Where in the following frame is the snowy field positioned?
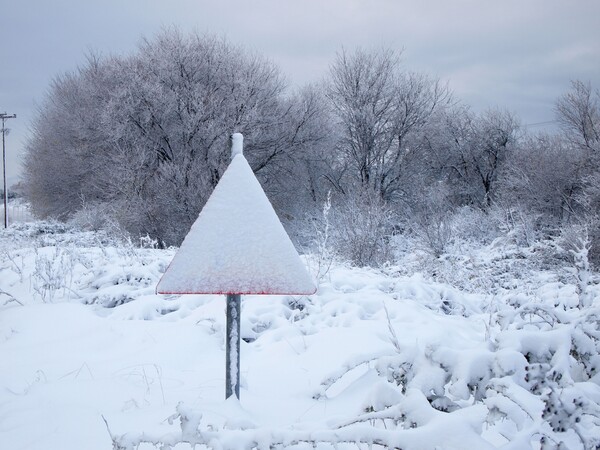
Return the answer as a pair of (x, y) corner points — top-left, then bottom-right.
(1, 221), (599, 449)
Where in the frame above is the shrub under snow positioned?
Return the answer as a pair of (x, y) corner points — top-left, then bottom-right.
(0, 222), (599, 449)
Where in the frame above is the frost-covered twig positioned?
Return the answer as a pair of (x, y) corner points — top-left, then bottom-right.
(1, 249), (24, 281)
(570, 232), (593, 309)
(383, 301), (402, 352)
(309, 191), (335, 283)
(101, 415), (117, 446)
(333, 404), (405, 429)
(0, 288), (24, 306)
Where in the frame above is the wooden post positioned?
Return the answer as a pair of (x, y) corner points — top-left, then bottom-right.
(225, 293), (241, 399)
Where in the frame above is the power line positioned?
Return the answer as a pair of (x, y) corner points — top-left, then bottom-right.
(1, 112), (17, 229)
(523, 120), (558, 128)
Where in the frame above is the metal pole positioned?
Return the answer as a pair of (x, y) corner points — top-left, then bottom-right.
(2, 118), (5, 229)
(225, 293), (241, 399)
(1, 113), (16, 229)
(224, 133), (244, 400)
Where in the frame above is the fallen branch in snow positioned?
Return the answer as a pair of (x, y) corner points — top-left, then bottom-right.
(332, 404), (406, 429)
(110, 392), (494, 450)
(0, 288), (24, 306)
(312, 352), (394, 399)
(1, 249), (24, 282)
(109, 415), (464, 450)
(101, 415), (115, 445)
(111, 428), (399, 450)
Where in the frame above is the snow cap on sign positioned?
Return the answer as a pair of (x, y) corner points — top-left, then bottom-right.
(230, 133), (243, 158)
(157, 135), (316, 295)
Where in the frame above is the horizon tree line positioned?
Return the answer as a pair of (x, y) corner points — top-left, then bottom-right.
(22, 28), (600, 266)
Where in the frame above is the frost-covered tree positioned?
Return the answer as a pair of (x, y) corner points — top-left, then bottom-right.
(326, 47), (452, 201)
(428, 107), (521, 209)
(498, 134), (585, 228)
(321, 48), (454, 264)
(554, 81), (600, 265)
(555, 81), (600, 209)
(24, 29), (328, 245)
(24, 54), (118, 220)
(556, 80), (600, 153)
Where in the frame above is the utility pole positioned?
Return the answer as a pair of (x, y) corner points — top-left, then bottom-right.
(1, 113), (17, 228)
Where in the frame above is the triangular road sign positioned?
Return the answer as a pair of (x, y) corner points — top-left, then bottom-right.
(157, 136), (316, 296)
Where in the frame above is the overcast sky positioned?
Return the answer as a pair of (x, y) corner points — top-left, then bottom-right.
(2, 0), (599, 187)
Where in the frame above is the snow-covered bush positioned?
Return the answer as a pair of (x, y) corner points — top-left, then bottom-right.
(2, 219), (599, 450)
(492, 202), (541, 248)
(405, 183), (454, 257)
(302, 192), (336, 283)
(32, 246), (76, 302)
(490, 300), (600, 448)
(330, 189), (395, 267)
(67, 201), (112, 232)
(450, 206), (501, 245)
(0, 220), (169, 307)
(560, 224), (594, 308)
(588, 217), (600, 268)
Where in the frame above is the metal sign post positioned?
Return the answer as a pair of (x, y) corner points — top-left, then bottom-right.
(225, 293), (241, 399)
(225, 133), (243, 399)
(156, 132), (316, 401)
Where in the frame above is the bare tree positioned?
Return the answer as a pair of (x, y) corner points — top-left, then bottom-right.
(556, 80), (600, 153)
(555, 81), (600, 265)
(473, 109), (521, 206)
(428, 107), (521, 209)
(326, 48), (452, 201)
(498, 133), (585, 227)
(329, 187), (395, 267)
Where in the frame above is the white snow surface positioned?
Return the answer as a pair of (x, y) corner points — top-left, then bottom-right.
(156, 154), (316, 295)
(1, 222), (599, 450)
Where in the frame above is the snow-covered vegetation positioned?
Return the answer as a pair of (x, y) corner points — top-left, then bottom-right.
(7, 27), (600, 450)
(21, 30), (600, 270)
(1, 221), (598, 449)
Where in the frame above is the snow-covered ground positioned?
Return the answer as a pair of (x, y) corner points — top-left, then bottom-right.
(1, 222), (599, 449)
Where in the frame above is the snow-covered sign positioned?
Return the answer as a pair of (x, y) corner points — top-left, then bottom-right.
(156, 133), (316, 296)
